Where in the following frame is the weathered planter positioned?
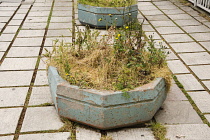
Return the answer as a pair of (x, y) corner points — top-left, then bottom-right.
(48, 66), (167, 130)
(78, 4), (138, 28)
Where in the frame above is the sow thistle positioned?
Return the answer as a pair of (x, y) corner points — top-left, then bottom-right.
(45, 21), (171, 91)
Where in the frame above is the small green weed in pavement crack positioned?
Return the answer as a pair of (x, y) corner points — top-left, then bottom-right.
(150, 122), (169, 140)
(100, 136), (113, 140)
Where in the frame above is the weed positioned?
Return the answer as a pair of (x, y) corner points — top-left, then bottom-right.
(100, 136), (113, 140)
(150, 122), (169, 140)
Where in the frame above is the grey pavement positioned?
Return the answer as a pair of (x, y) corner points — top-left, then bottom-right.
(0, 0), (210, 139)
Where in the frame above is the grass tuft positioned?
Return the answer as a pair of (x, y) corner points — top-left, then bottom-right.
(150, 122), (169, 140)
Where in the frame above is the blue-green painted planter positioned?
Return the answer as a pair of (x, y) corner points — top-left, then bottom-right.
(78, 4), (138, 28)
(48, 66), (167, 130)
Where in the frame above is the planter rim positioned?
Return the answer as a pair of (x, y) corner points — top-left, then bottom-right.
(49, 66), (164, 94)
(48, 66), (166, 107)
(78, 3), (138, 14)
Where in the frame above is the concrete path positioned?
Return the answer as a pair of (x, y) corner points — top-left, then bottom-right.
(0, 0), (210, 139)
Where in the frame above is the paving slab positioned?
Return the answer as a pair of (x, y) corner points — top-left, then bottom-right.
(190, 33), (210, 41)
(38, 57), (47, 69)
(138, 2), (154, 6)
(0, 87), (28, 107)
(33, 2), (52, 7)
(170, 42), (205, 53)
(3, 26), (19, 34)
(176, 74), (204, 91)
(204, 22), (210, 28)
(150, 20), (176, 27)
(0, 135), (14, 140)
(202, 81), (210, 90)
(50, 17), (72, 23)
(21, 106), (63, 132)
(194, 16), (209, 22)
(0, 3), (20, 6)
(0, 71), (33, 87)
(22, 22), (47, 30)
(34, 71), (49, 85)
(167, 60), (190, 74)
(16, 9), (30, 14)
(76, 127), (101, 140)
(174, 19), (201, 26)
(0, 58), (37, 70)
(53, 6), (72, 11)
(162, 34), (194, 43)
(153, 1), (173, 5)
(0, 108), (22, 134)
(107, 128), (155, 140)
(52, 11), (72, 17)
(0, 34), (15, 42)
(0, 7), (17, 11)
(29, 86), (53, 106)
(17, 30), (45, 37)
(205, 114), (210, 123)
(165, 49), (179, 60)
(27, 11), (50, 17)
(178, 52), (210, 65)
(0, 23), (5, 29)
(162, 9), (185, 14)
(145, 32), (161, 40)
(166, 82), (188, 101)
(156, 26), (184, 34)
(48, 22), (72, 29)
(156, 4), (178, 10)
(47, 29), (72, 37)
(13, 14), (26, 20)
(141, 10), (163, 16)
(138, 5), (158, 11)
(145, 15), (170, 21)
(182, 25), (210, 33)
(0, 52), (4, 59)
(199, 41), (210, 51)
(0, 41), (10, 51)
(188, 91), (210, 113)
(25, 16), (48, 23)
(185, 10), (200, 17)
(44, 37), (72, 46)
(168, 14), (194, 20)
(8, 19), (22, 26)
(53, 2), (72, 7)
(19, 132), (70, 140)
(142, 24), (155, 32)
(165, 124), (210, 139)
(30, 7), (52, 12)
(155, 101), (203, 124)
(0, 17), (10, 23)
(7, 47), (40, 57)
(13, 38), (43, 46)
(190, 65), (210, 80)
(0, 11), (14, 17)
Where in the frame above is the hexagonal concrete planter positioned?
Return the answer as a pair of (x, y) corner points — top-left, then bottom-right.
(78, 4), (138, 28)
(48, 66), (167, 130)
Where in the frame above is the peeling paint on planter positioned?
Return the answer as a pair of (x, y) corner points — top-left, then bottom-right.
(78, 4), (138, 28)
(48, 66), (167, 130)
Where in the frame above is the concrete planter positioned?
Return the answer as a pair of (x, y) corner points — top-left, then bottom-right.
(48, 66), (167, 130)
(78, 4), (138, 28)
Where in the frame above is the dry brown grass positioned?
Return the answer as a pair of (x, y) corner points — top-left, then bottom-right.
(46, 25), (171, 92)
